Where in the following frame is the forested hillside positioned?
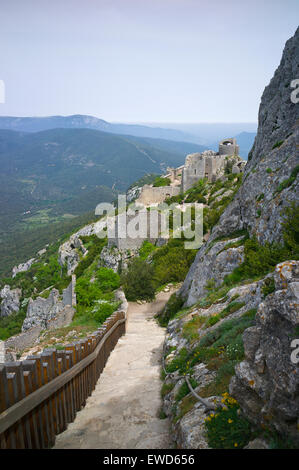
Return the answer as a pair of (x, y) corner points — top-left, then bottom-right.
(0, 127), (205, 275)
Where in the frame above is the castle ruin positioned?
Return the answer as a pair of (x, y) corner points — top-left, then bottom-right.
(108, 138), (245, 251)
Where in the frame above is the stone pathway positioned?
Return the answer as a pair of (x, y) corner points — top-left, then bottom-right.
(54, 291), (173, 449)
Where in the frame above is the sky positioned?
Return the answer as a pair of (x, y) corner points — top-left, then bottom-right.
(0, 0), (298, 123)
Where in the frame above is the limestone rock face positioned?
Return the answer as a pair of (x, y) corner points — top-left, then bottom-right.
(180, 237), (245, 306)
(12, 258), (36, 278)
(0, 285), (22, 317)
(98, 245), (135, 273)
(211, 27), (299, 245)
(58, 235), (88, 275)
(181, 28), (299, 306)
(229, 260), (299, 444)
(126, 186), (141, 203)
(22, 289), (65, 331)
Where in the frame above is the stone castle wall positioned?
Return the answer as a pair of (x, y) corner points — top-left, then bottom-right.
(108, 209), (166, 251)
(136, 184), (180, 206)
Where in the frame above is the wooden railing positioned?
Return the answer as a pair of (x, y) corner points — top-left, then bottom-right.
(0, 309), (126, 449)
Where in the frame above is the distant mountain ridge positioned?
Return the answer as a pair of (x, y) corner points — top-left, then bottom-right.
(0, 114), (197, 143)
(0, 115), (257, 157)
(0, 127), (207, 242)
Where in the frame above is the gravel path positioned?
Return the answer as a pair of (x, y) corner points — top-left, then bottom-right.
(54, 291), (173, 449)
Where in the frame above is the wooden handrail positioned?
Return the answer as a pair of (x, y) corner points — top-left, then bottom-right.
(0, 309), (126, 448)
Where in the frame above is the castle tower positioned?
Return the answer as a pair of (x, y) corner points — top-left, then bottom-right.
(218, 138), (239, 156)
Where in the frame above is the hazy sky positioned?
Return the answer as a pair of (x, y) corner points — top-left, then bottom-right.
(0, 0), (298, 122)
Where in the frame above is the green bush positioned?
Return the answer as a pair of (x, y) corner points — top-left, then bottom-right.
(261, 277), (275, 297)
(256, 193), (264, 201)
(272, 140), (284, 149)
(276, 166), (299, 193)
(0, 309), (27, 340)
(161, 382), (175, 398)
(75, 277), (104, 307)
(185, 178), (208, 203)
(152, 238), (196, 288)
(93, 302), (117, 323)
(96, 267), (120, 292)
(121, 258), (155, 301)
(223, 235), (293, 286)
(281, 202), (299, 257)
(158, 292), (184, 326)
(204, 396), (252, 448)
(165, 194), (184, 205)
(139, 240), (156, 260)
(175, 378), (198, 402)
(165, 347), (190, 374)
(74, 236), (107, 278)
(153, 176), (171, 187)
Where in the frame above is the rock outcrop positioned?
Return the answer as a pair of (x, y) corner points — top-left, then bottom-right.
(211, 28), (299, 245)
(58, 234), (88, 275)
(180, 26), (299, 307)
(181, 236), (245, 306)
(98, 245), (135, 273)
(12, 258), (36, 278)
(22, 289), (65, 331)
(230, 260), (299, 444)
(0, 285), (22, 317)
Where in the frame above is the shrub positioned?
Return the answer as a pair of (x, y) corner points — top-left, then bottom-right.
(121, 258), (155, 301)
(158, 292), (184, 326)
(93, 302), (116, 323)
(204, 394), (252, 448)
(153, 247), (194, 286)
(153, 176), (171, 187)
(161, 382), (175, 398)
(165, 347), (189, 374)
(185, 178), (208, 203)
(182, 315), (206, 341)
(281, 202), (299, 258)
(96, 267), (120, 292)
(152, 238), (196, 288)
(139, 240), (156, 260)
(276, 165), (299, 193)
(272, 140), (284, 149)
(165, 194), (184, 205)
(74, 236), (107, 278)
(223, 236), (292, 285)
(261, 277), (275, 297)
(75, 277), (104, 307)
(0, 309), (27, 340)
(175, 378), (198, 402)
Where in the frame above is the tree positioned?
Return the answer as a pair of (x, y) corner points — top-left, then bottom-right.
(121, 258), (155, 301)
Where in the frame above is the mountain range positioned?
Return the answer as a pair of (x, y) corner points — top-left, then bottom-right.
(0, 114), (256, 158)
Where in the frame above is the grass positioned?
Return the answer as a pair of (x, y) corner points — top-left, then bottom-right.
(175, 378), (198, 402)
(182, 315), (206, 342)
(161, 382), (175, 398)
(174, 395), (197, 422)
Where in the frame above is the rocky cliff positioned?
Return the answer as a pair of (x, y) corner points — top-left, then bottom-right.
(161, 28), (299, 449)
(181, 27), (299, 306)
